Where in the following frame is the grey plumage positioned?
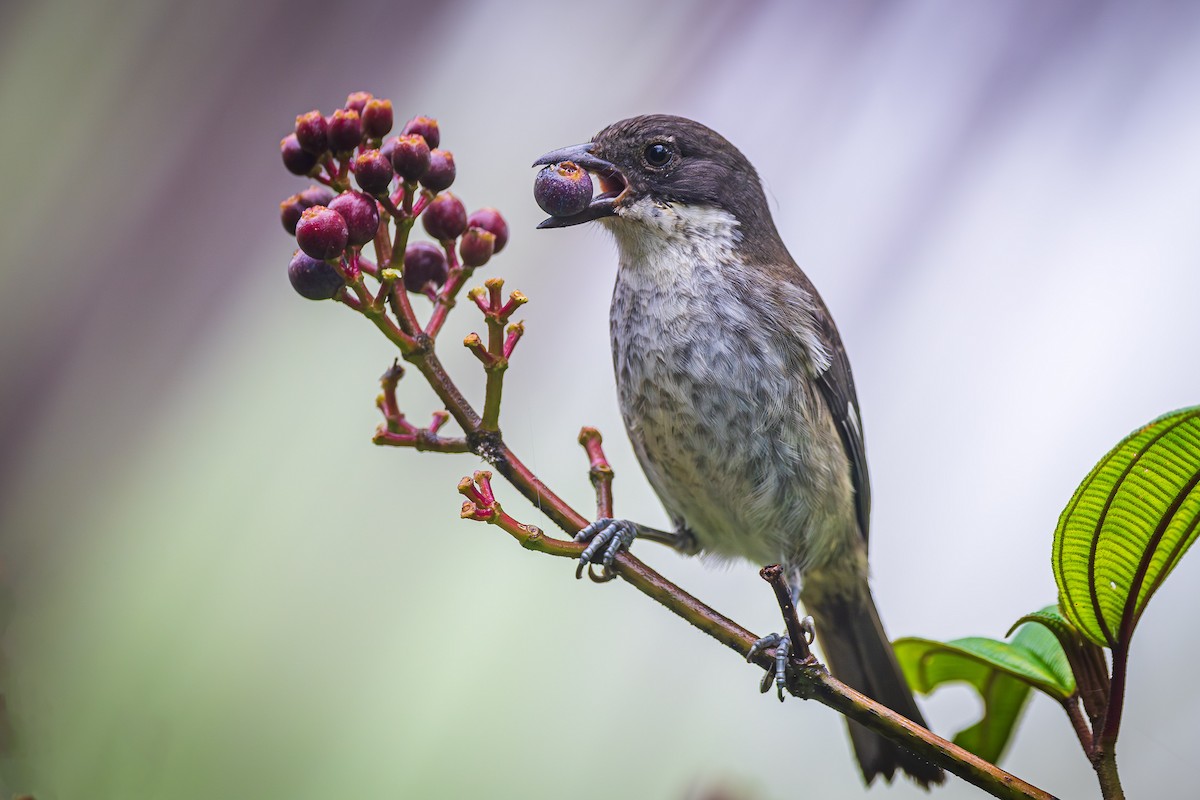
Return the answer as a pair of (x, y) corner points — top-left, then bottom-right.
(537, 115), (942, 787)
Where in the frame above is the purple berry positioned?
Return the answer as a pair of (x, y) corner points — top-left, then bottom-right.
(280, 195), (305, 235)
(294, 110), (329, 154)
(280, 185), (338, 233)
(353, 149), (394, 195)
(420, 149), (455, 192)
(403, 241), (448, 295)
(389, 134), (430, 182)
(422, 192), (468, 241)
(344, 91), (373, 114)
(362, 98), (393, 139)
(401, 115), (440, 149)
(534, 162), (593, 217)
(281, 134), (319, 175)
(288, 250), (344, 300)
(466, 208), (509, 253)
(329, 191), (380, 247)
(459, 227), (496, 268)
(295, 206), (349, 260)
(328, 108), (362, 152)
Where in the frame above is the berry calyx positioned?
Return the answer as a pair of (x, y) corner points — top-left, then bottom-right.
(466, 208), (509, 253)
(422, 192), (468, 241)
(328, 108), (362, 153)
(353, 149), (394, 195)
(362, 98), (393, 139)
(421, 149), (456, 192)
(401, 115), (440, 149)
(389, 134), (430, 182)
(534, 162), (593, 217)
(403, 241), (449, 296)
(288, 250), (344, 300)
(295, 206), (349, 260)
(328, 191), (381, 247)
(459, 227), (496, 268)
(294, 110), (329, 154)
(344, 91), (373, 114)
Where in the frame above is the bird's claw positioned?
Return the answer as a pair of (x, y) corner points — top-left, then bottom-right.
(574, 518), (638, 578)
(749, 617), (815, 702)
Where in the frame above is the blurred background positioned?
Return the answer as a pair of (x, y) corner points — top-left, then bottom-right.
(2, 0), (1199, 797)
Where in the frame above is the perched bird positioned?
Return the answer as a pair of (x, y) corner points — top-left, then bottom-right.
(534, 115), (943, 787)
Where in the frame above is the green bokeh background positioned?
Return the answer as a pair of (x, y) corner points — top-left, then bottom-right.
(3, 1), (1200, 798)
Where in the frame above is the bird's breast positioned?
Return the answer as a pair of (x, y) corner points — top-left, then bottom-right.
(604, 204), (857, 571)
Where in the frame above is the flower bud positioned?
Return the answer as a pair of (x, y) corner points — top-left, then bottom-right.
(344, 91), (373, 114)
(327, 108), (362, 153)
(353, 149), (394, 195)
(388, 134), (430, 182)
(329, 191), (380, 247)
(362, 98), (393, 139)
(401, 115), (440, 149)
(466, 208), (509, 253)
(459, 227), (496, 268)
(534, 162), (593, 217)
(294, 110), (329, 154)
(295, 206), (349, 260)
(420, 149), (455, 192)
(421, 192), (467, 241)
(403, 241), (448, 295)
(288, 250), (344, 300)
(281, 133), (319, 175)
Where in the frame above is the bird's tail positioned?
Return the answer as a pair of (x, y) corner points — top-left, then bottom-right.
(802, 582), (945, 788)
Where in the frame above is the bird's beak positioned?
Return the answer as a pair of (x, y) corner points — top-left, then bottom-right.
(531, 142), (628, 229)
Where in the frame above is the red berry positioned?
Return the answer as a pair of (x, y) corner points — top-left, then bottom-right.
(294, 110), (329, 154)
(353, 149), (394, 195)
(466, 208), (509, 253)
(328, 108), (362, 152)
(389, 134), (430, 182)
(362, 98), (393, 139)
(420, 149), (455, 192)
(281, 134), (319, 175)
(534, 162), (593, 217)
(401, 115), (440, 149)
(296, 206), (349, 260)
(279, 185), (336, 235)
(344, 91), (373, 114)
(288, 250), (344, 300)
(422, 192), (467, 241)
(403, 241), (448, 295)
(459, 227), (496, 268)
(329, 191), (380, 247)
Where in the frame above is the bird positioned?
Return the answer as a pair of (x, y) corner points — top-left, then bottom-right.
(533, 114), (944, 788)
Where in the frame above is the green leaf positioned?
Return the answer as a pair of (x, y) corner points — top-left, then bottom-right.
(895, 616), (1075, 763)
(1052, 407), (1200, 648)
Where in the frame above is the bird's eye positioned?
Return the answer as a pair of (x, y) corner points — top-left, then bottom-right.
(643, 142), (672, 167)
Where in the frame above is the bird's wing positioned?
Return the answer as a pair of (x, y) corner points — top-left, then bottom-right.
(809, 292), (872, 547)
(770, 266), (872, 548)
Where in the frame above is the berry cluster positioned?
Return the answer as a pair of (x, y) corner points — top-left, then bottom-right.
(279, 92), (508, 305)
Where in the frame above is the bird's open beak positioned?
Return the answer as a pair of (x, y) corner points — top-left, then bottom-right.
(532, 142), (628, 228)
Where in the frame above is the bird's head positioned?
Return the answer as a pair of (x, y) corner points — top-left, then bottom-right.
(533, 115), (782, 254)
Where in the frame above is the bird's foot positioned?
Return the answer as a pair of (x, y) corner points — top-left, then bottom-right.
(747, 616), (816, 701)
(574, 518), (638, 579)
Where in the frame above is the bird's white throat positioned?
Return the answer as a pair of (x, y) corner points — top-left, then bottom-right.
(601, 197), (742, 289)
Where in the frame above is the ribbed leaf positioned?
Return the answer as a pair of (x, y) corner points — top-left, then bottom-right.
(1052, 407), (1200, 648)
(895, 618), (1074, 763)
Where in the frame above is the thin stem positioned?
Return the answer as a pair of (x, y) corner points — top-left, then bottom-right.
(578, 427), (614, 518)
